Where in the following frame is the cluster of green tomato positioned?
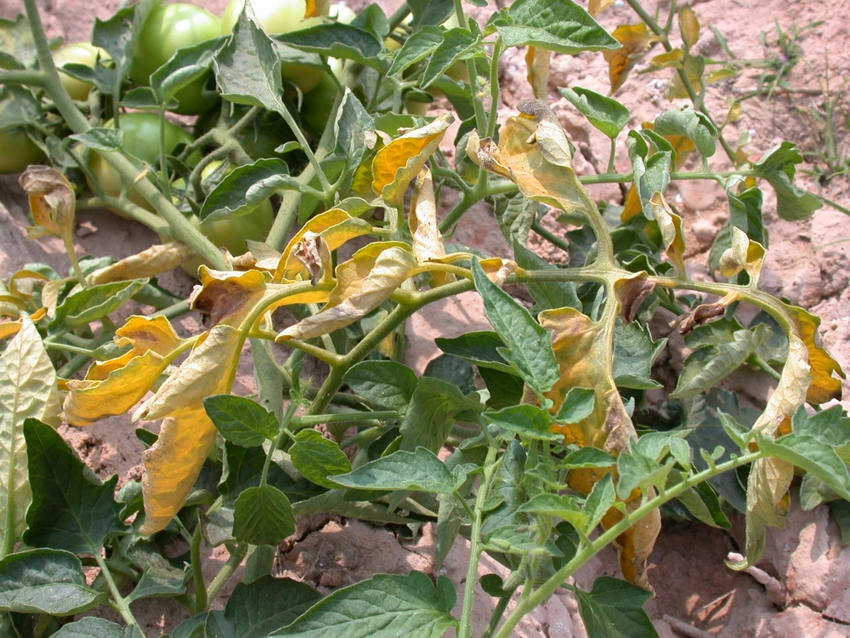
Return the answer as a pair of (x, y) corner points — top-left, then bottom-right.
(2, 0), (356, 258)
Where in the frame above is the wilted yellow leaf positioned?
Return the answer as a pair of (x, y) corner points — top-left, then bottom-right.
(786, 306), (844, 404)
(87, 243), (194, 285)
(648, 48), (684, 70)
(371, 114), (453, 205)
(650, 192), (686, 275)
(190, 267), (270, 326)
(603, 24), (656, 93)
(525, 46), (550, 99)
(667, 54), (703, 100)
(409, 168), (448, 266)
(588, 0), (616, 16)
(18, 166), (76, 240)
(277, 245), (416, 341)
(719, 227), (765, 284)
(679, 6), (700, 50)
(305, 0), (328, 18)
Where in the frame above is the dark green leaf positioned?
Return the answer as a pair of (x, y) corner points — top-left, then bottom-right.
(495, 0), (619, 54)
(151, 36), (225, 105)
(562, 447), (616, 469)
(654, 107), (717, 157)
(290, 430), (352, 489)
(351, 4), (390, 40)
(0, 86), (41, 130)
(423, 354), (477, 395)
(584, 473), (614, 534)
(472, 258), (559, 396)
(828, 500), (850, 546)
(555, 387), (595, 423)
(573, 576), (657, 638)
(484, 404), (561, 441)
(408, 0), (455, 28)
(710, 186), (768, 276)
(126, 543), (187, 603)
(421, 28), (477, 88)
(201, 158), (290, 221)
(513, 242), (581, 311)
(758, 433), (850, 501)
(23, 419), (124, 555)
(205, 394), (278, 447)
(68, 128), (123, 152)
(224, 576), (321, 638)
(673, 477), (731, 528)
(479, 367), (525, 409)
(93, 0), (155, 88)
(334, 89), (373, 176)
(0, 549), (103, 615)
(330, 447), (457, 493)
(753, 142), (821, 220)
(275, 24), (383, 70)
(671, 328), (762, 398)
(270, 571), (456, 638)
(559, 86), (629, 140)
(493, 194), (543, 247)
(49, 279), (148, 329)
(387, 26), (443, 77)
(51, 617), (130, 638)
(233, 485), (295, 546)
(399, 377), (481, 453)
(616, 449), (671, 499)
(613, 320), (665, 390)
(435, 331), (516, 375)
(343, 360), (418, 411)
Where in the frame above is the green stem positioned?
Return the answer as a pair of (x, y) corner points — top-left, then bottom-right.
(206, 544), (251, 603)
(262, 400), (299, 486)
(76, 196), (171, 235)
(291, 411), (400, 429)
(94, 552), (141, 630)
(530, 221), (571, 254)
(493, 448), (766, 638)
(458, 445), (499, 638)
(190, 523), (207, 614)
(816, 193), (850, 216)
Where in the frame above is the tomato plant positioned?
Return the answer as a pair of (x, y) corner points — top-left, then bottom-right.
(131, 2), (222, 114)
(52, 41), (108, 101)
(2, 1), (849, 637)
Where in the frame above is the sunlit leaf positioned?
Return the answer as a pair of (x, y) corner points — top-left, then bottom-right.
(678, 6), (700, 50)
(50, 279), (148, 330)
(559, 86), (629, 140)
(588, 0), (616, 16)
(650, 192), (685, 275)
(233, 485), (295, 545)
(784, 305), (844, 404)
(87, 243), (193, 285)
(290, 430), (352, 489)
(409, 168), (449, 277)
(330, 447), (457, 493)
(400, 377), (481, 452)
(525, 46), (550, 99)
(573, 576), (657, 638)
(718, 227), (766, 284)
(603, 24), (656, 93)
(343, 360), (418, 411)
(18, 166), (75, 241)
(484, 404), (561, 442)
(751, 143), (822, 220)
(371, 114), (453, 205)
(205, 395), (278, 447)
(0, 317), (60, 552)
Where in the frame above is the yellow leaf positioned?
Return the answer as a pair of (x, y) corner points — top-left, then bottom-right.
(678, 6), (700, 50)
(409, 168), (449, 276)
(304, 0), (328, 18)
(666, 54), (703, 100)
(140, 403), (219, 535)
(277, 245), (416, 341)
(114, 315), (185, 358)
(650, 192), (685, 275)
(9, 269), (50, 305)
(719, 227), (765, 283)
(525, 46), (550, 99)
(602, 24), (656, 93)
(18, 166), (76, 240)
(648, 48), (684, 70)
(87, 243), (193, 285)
(190, 267), (270, 326)
(786, 306), (844, 404)
(754, 334), (810, 436)
(588, 0), (616, 16)
(371, 114), (453, 205)
(621, 184), (643, 221)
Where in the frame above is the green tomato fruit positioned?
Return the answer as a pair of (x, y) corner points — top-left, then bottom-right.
(221, 0), (324, 93)
(131, 3), (222, 114)
(0, 127), (43, 173)
(89, 112), (197, 211)
(301, 72), (340, 134)
(53, 42), (110, 101)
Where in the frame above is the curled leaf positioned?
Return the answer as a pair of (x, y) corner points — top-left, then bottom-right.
(650, 192), (685, 275)
(719, 227), (766, 284)
(87, 243), (193, 285)
(409, 168), (450, 286)
(190, 267), (270, 326)
(525, 46), (550, 99)
(603, 24), (656, 93)
(18, 166), (75, 240)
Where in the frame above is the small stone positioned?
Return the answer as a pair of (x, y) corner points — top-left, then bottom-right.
(691, 218), (718, 244)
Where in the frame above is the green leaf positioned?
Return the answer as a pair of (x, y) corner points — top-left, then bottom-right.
(424, 355), (477, 395)
(150, 36), (225, 105)
(562, 447), (616, 469)
(387, 26), (443, 77)
(275, 24), (383, 70)
(343, 361), (418, 411)
(613, 320), (665, 390)
(654, 107), (717, 157)
(233, 485), (295, 546)
(617, 449), (672, 499)
(205, 395), (279, 447)
(290, 430), (352, 489)
(408, 0), (454, 29)
(555, 387), (595, 423)
(330, 447), (457, 494)
(270, 571), (456, 638)
(92, 1), (154, 86)
(399, 377), (480, 452)
(673, 477), (731, 528)
(671, 328), (762, 399)
(559, 86), (629, 140)
(0, 549), (103, 615)
(201, 159), (290, 222)
(435, 331), (517, 376)
(0, 16), (37, 69)
(828, 500), (850, 546)
(584, 473), (614, 533)
(519, 493), (589, 530)
(68, 127), (123, 152)
(495, 0), (619, 54)
(484, 404), (561, 442)
(753, 142), (821, 220)
(221, 576), (321, 638)
(791, 405), (850, 447)
(478, 367), (525, 410)
(472, 258), (559, 396)
(0, 317), (60, 552)
(573, 576), (657, 638)
(23, 419), (124, 554)
(334, 89), (373, 178)
(513, 243), (581, 311)
(126, 543), (187, 603)
(421, 28), (478, 88)
(758, 433), (850, 502)
(52, 617), (133, 638)
(49, 279), (149, 329)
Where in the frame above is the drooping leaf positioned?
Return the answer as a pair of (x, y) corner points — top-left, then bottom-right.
(671, 327), (763, 399)
(603, 23), (656, 93)
(758, 433), (850, 502)
(343, 360), (418, 411)
(290, 430), (352, 489)
(233, 485), (295, 546)
(559, 86), (629, 140)
(650, 192), (686, 275)
(274, 23), (383, 70)
(653, 107), (716, 158)
(269, 571), (456, 638)
(23, 419), (124, 554)
(752, 142), (821, 220)
(399, 376), (481, 452)
(86, 242), (193, 285)
(223, 576), (322, 638)
(0, 549), (103, 615)
(18, 166), (76, 241)
(0, 316), (60, 550)
(126, 543), (187, 602)
(494, 0), (619, 54)
(784, 304), (844, 405)
(526, 46), (550, 99)
(201, 159), (291, 222)
(409, 168), (449, 268)
(330, 447), (457, 494)
(472, 258), (559, 397)
(572, 576), (657, 638)
(205, 394), (279, 447)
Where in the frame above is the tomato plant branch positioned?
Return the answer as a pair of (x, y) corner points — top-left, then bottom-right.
(493, 447), (766, 638)
(190, 523), (207, 614)
(206, 543), (250, 603)
(290, 411), (400, 429)
(76, 196), (170, 235)
(94, 551), (141, 630)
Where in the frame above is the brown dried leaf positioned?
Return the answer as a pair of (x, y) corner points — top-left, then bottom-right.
(614, 272), (656, 323)
(650, 192), (686, 275)
(18, 166), (75, 240)
(190, 267), (270, 326)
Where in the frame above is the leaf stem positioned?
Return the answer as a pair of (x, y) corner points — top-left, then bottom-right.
(94, 551), (141, 630)
(190, 522), (207, 613)
(290, 410), (400, 429)
(206, 543), (251, 603)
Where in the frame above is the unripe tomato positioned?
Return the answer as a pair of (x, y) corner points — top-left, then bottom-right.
(221, 0), (325, 93)
(53, 42), (110, 101)
(300, 72), (340, 134)
(130, 3), (222, 114)
(89, 113), (197, 208)
(0, 127), (43, 173)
